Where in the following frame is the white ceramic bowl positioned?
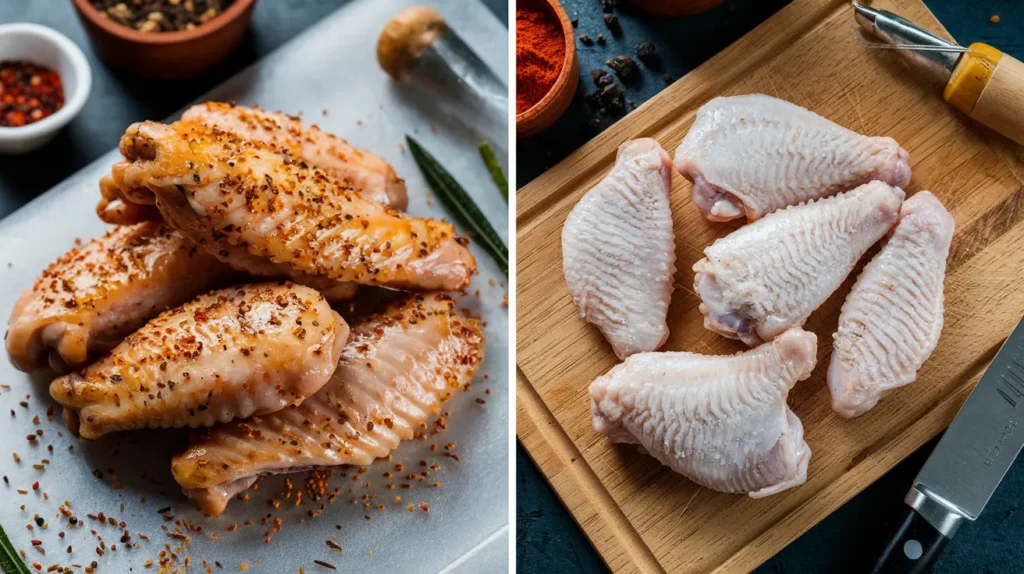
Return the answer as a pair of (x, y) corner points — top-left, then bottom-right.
(0, 24), (91, 154)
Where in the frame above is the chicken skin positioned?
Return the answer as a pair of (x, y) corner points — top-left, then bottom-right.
(7, 222), (228, 373)
(50, 283), (348, 440)
(97, 103), (407, 223)
(694, 181), (904, 345)
(675, 94), (911, 222)
(181, 102), (408, 210)
(562, 139), (676, 360)
(107, 120), (476, 291)
(829, 191), (954, 418)
(171, 293), (484, 516)
(590, 328), (816, 498)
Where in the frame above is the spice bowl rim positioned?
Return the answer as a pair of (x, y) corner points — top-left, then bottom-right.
(516, 0), (579, 135)
(0, 23), (92, 145)
(69, 0), (257, 45)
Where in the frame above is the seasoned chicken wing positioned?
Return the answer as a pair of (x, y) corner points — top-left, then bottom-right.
(182, 102), (408, 210)
(171, 293), (484, 516)
(6, 222), (228, 373)
(108, 120), (476, 291)
(50, 283), (348, 439)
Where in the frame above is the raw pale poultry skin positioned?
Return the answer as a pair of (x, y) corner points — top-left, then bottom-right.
(108, 120), (476, 291)
(181, 102), (408, 210)
(590, 328), (817, 497)
(6, 222), (228, 373)
(675, 94), (911, 222)
(171, 294), (484, 516)
(829, 191), (954, 418)
(694, 181), (904, 346)
(562, 139), (676, 360)
(50, 283), (348, 439)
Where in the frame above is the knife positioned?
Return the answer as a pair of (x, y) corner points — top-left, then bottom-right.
(872, 317), (1024, 573)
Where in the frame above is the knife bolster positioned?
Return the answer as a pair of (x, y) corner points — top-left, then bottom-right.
(905, 486), (967, 537)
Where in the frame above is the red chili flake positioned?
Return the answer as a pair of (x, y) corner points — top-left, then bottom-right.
(30, 539), (41, 546)
(31, 481), (39, 490)
(419, 502), (429, 512)
(0, 62), (64, 127)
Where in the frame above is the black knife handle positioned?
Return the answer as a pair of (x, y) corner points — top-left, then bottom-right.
(871, 506), (950, 573)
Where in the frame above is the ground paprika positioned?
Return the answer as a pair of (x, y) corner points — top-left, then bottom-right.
(516, 3), (565, 115)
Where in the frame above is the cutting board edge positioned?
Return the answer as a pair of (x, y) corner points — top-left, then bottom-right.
(517, 368), (664, 574)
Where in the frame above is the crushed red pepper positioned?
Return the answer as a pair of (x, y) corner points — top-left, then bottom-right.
(0, 61), (64, 127)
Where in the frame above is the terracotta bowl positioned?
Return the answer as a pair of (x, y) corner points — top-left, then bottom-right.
(70, 0), (257, 80)
(516, 0), (579, 138)
(629, 0), (725, 17)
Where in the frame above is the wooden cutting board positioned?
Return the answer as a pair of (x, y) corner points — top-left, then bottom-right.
(516, 0), (1024, 572)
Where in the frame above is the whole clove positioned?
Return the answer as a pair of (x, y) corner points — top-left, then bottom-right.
(606, 56), (638, 79)
(635, 41), (658, 62)
(603, 14), (621, 36)
(591, 69), (613, 88)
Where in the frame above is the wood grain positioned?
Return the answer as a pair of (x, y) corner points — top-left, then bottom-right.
(516, 0), (1024, 572)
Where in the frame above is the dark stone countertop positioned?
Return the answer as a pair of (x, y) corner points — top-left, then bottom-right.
(0, 0), (506, 219)
(517, 1), (1024, 573)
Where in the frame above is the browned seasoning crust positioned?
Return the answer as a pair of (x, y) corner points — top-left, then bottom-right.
(6, 222), (229, 373)
(50, 282), (349, 439)
(181, 102), (408, 210)
(107, 119), (476, 291)
(171, 293), (484, 516)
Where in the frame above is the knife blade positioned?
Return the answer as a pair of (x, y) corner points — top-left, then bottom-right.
(872, 316), (1024, 573)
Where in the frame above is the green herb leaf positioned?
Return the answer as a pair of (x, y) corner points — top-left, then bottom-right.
(478, 142), (508, 201)
(406, 136), (508, 275)
(0, 523), (31, 574)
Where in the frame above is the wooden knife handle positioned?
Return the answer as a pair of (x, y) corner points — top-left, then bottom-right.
(944, 42), (1024, 146)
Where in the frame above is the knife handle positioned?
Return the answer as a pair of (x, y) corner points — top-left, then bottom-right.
(944, 42), (1024, 146)
(871, 506), (950, 574)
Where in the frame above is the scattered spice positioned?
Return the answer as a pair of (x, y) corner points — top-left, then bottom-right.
(990, 14), (1000, 23)
(596, 34), (606, 45)
(603, 14), (621, 35)
(635, 41), (657, 62)
(516, 3), (566, 114)
(313, 559), (337, 570)
(89, 0), (236, 32)
(0, 61), (63, 127)
(606, 56), (638, 79)
(579, 34), (593, 46)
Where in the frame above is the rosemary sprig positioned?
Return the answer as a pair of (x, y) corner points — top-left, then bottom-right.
(406, 136), (508, 275)
(0, 523), (31, 574)
(478, 142), (508, 200)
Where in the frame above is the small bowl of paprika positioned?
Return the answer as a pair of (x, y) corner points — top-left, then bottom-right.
(0, 23), (91, 155)
(516, 0), (578, 138)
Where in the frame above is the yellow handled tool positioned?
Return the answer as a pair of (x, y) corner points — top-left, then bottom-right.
(854, 2), (1024, 146)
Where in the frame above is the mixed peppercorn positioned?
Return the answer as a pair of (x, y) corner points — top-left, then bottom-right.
(0, 61), (64, 128)
(90, 0), (236, 33)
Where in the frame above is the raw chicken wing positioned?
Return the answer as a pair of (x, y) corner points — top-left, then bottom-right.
(829, 191), (954, 418)
(7, 222), (228, 373)
(590, 328), (817, 497)
(107, 120), (475, 291)
(171, 293), (484, 516)
(694, 181), (904, 345)
(562, 139), (676, 359)
(50, 283), (348, 439)
(675, 94), (911, 221)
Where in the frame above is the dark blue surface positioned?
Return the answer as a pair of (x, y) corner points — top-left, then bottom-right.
(0, 0), (506, 220)
(516, 1), (1024, 572)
